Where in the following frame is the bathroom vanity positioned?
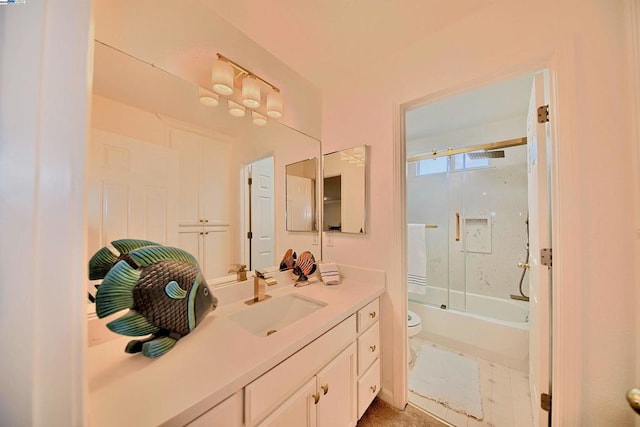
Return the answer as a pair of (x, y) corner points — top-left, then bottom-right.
(87, 269), (384, 426)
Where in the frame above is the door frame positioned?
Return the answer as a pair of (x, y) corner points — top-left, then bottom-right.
(392, 40), (582, 423)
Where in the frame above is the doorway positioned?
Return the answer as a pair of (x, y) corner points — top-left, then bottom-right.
(403, 71), (552, 426)
(245, 156), (275, 271)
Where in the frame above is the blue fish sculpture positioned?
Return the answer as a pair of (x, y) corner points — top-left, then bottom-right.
(88, 239), (159, 280)
(279, 248), (297, 271)
(94, 244), (217, 358)
(292, 251), (316, 282)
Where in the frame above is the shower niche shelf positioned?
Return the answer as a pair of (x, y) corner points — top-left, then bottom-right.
(465, 217), (492, 254)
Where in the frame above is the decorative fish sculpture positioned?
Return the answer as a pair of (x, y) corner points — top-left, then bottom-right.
(94, 244), (217, 358)
(88, 239), (160, 280)
(279, 248), (297, 271)
(292, 250), (316, 282)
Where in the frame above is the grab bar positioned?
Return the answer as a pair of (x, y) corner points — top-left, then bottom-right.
(425, 224), (438, 229)
(455, 213), (460, 241)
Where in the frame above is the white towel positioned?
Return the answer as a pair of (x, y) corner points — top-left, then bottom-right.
(407, 224), (427, 288)
(318, 262), (340, 285)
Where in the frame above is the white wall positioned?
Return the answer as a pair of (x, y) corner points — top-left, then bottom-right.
(322, 0), (637, 424)
(0, 1), (92, 425)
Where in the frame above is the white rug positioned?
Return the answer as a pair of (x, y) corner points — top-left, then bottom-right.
(409, 343), (484, 420)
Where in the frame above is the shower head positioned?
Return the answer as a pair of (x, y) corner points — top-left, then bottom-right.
(467, 150), (505, 160)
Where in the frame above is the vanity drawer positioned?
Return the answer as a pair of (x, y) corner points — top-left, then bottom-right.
(357, 321), (379, 375)
(357, 358), (380, 419)
(357, 298), (379, 333)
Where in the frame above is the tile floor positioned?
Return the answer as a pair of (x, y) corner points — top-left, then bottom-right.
(408, 338), (533, 427)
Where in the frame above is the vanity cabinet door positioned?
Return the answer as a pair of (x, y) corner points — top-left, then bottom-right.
(258, 377), (317, 427)
(316, 342), (357, 427)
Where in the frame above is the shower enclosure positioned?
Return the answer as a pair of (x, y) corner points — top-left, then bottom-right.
(407, 140), (529, 320)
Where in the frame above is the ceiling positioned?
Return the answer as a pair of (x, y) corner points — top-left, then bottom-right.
(199, 0), (492, 88)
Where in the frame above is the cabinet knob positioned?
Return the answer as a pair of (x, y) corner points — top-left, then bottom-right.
(312, 392), (321, 404)
(321, 384), (329, 395)
(370, 345), (376, 352)
(205, 232), (209, 235)
(199, 219), (204, 223)
(370, 385), (377, 393)
(204, 219), (209, 223)
(199, 232), (204, 235)
(369, 311), (376, 319)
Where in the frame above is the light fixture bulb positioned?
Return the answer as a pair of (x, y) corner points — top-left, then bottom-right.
(242, 76), (261, 109)
(211, 59), (234, 96)
(198, 88), (219, 107)
(228, 100), (246, 118)
(266, 90), (283, 119)
(252, 111), (267, 126)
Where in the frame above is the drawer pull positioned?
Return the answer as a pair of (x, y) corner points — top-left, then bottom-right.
(313, 392), (321, 404)
(370, 385), (377, 393)
(369, 311), (376, 319)
(321, 384), (329, 395)
(370, 345), (376, 352)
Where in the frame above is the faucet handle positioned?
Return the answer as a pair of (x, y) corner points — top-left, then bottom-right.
(255, 269), (266, 278)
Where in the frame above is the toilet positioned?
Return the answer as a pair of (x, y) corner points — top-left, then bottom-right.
(407, 310), (423, 364)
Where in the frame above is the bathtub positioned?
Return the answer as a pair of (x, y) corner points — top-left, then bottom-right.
(409, 286), (529, 372)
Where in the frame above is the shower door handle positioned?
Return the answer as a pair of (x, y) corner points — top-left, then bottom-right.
(455, 213), (460, 241)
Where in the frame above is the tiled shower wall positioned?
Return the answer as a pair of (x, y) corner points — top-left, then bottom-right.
(407, 122), (529, 301)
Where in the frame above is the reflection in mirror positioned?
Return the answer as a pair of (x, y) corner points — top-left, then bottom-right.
(323, 145), (367, 234)
(88, 41), (321, 292)
(286, 158), (318, 232)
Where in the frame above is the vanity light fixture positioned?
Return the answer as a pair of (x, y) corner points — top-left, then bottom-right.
(198, 88), (219, 107)
(252, 111), (267, 126)
(205, 53), (284, 126)
(228, 100), (246, 118)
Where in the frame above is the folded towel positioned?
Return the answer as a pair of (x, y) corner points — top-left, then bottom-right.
(318, 262), (340, 285)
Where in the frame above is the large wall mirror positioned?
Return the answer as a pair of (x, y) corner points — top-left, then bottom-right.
(87, 1), (322, 294)
(286, 158), (318, 232)
(323, 145), (367, 234)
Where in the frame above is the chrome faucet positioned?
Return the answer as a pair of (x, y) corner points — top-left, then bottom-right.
(245, 270), (277, 305)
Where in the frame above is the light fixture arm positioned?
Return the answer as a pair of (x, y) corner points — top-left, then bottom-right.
(217, 53), (280, 93)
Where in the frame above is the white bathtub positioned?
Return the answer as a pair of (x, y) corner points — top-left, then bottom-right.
(409, 286), (529, 371)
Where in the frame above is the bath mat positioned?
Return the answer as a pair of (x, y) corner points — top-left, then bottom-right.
(409, 343), (483, 420)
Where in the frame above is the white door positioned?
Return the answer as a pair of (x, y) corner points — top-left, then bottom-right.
(287, 175), (314, 231)
(250, 157), (275, 271)
(87, 128), (179, 257)
(527, 72), (552, 427)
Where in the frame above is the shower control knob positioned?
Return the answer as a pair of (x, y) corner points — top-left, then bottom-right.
(518, 262), (530, 269)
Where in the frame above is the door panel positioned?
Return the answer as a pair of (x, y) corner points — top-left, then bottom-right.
(258, 377), (317, 427)
(317, 343), (357, 427)
(527, 72), (551, 427)
(250, 157), (275, 270)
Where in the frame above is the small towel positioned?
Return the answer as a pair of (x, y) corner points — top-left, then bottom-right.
(318, 262), (340, 285)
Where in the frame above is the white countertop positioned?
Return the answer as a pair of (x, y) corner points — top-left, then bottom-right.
(87, 271), (385, 426)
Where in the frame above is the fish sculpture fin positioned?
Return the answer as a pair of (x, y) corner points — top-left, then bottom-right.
(129, 246), (199, 268)
(107, 310), (161, 337)
(111, 239), (160, 255)
(95, 261), (141, 318)
(142, 336), (178, 358)
(88, 247), (118, 280)
(124, 336), (156, 354)
(309, 264), (317, 275)
(165, 281), (187, 299)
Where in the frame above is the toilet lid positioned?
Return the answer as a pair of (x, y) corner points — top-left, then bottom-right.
(407, 310), (421, 327)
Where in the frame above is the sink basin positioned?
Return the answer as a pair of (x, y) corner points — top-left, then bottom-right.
(229, 293), (327, 337)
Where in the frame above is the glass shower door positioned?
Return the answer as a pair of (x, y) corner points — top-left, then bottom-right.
(448, 154), (466, 312)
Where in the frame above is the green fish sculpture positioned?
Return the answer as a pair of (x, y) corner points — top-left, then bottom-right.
(88, 239), (160, 280)
(94, 243), (217, 358)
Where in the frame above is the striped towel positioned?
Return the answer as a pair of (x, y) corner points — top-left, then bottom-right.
(318, 262), (340, 285)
